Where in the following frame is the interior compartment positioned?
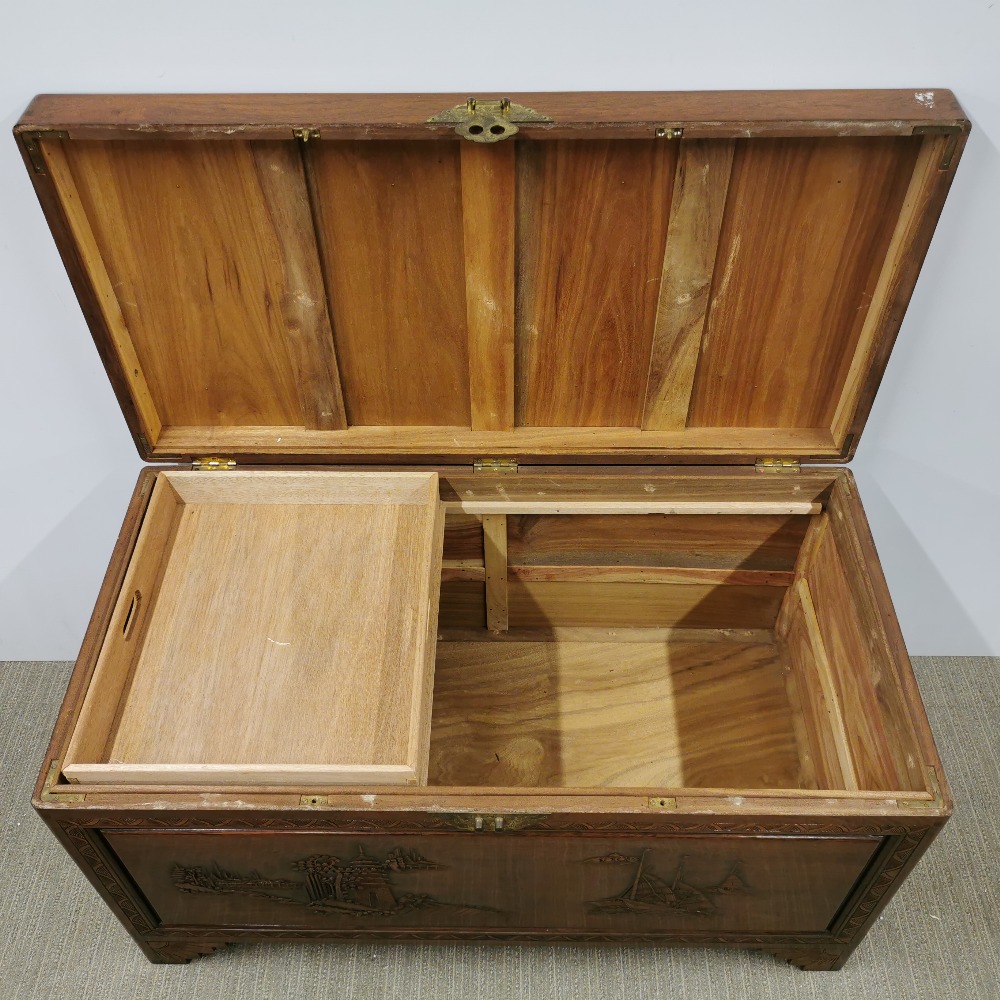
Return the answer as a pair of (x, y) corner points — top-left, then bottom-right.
(62, 471), (444, 786)
(61, 470), (928, 798)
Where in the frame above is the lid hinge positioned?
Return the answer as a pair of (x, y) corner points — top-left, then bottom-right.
(474, 458), (518, 474)
(755, 458), (800, 474)
(192, 457), (236, 471)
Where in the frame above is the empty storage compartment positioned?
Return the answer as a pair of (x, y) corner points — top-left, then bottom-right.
(430, 472), (927, 796)
(61, 470), (445, 786)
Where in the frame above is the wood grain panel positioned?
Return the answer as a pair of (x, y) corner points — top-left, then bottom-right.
(439, 581), (486, 629)
(430, 641), (803, 788)
(250, 142), (346, 429)
(831, 134), (949, 442)
(782, 580), (858, 791)
(64, 140), (310, 427)
(804, 526), (907, 791)
(508, 581), (785, 629)
(461, 143), (515, 430)
(507, 513), (810, 571)
(308, 141), (471, 425)
(443, 511), (484, 562)
(688, 137), (921, 428)
(39, 140), (162, 442)
(643, 140), (735, 429)
(516, 140), (676, 427)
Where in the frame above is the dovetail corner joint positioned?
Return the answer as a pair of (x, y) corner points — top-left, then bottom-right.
(429, 98), (551, 143)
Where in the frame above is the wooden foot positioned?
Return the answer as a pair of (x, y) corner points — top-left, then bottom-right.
(765, 947), (847, 971)
(145, 940), (226, 964)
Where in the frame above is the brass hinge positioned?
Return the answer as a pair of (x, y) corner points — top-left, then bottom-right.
(655, 127), (684, 139)
(755, 458), (800, 474)
(192, 457), (236, 471)
(39, 760), (85, 803)
(429, 97), (551, 143)
(293, 127), (320, 143)
(22, 130), (69, 175)
(912, 124), (965, 170)
(474, 458), (518, 474)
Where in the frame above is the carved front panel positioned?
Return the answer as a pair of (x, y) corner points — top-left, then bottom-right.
(104, 831), (879, 933)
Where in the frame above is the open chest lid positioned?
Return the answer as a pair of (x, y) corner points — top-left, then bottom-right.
(17, 90), (968, 467)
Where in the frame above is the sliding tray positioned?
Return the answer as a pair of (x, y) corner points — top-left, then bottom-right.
(61, 470), (445, 786)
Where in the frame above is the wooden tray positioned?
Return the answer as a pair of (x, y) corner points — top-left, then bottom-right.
(62, 471), (444, 786)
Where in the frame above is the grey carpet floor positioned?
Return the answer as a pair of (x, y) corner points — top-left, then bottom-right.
(1, 658), (997, 1000)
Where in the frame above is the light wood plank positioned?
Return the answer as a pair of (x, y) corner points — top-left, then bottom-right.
(438, 627), (776, 644)
(40, 140), (162, 442)
(251, 142), (347, 430)
(63, 763), (415, 786)
(507, 564), (794, 586)
(429, 641), (803, 788)
(643, 140), (735, 429)
(461, 143), (515, 430)
(790, 578), (859, 790)
(804, 525), (910, 791)
(831, 135), (948, 442)
(448, 500), (821, 515)
(163, 470), (438, 505)
(482, 513), (509, 632)
(64, 477), (183, 767)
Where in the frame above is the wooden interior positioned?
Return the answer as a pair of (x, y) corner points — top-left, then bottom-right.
(63, 471), (445, 786)
(30, 122), (958, 464)
(62, 469), (927, 796)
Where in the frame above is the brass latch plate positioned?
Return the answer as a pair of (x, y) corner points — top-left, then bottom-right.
(429, 98), (551, 143)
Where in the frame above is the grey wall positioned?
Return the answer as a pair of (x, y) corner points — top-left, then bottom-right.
(1, 0), (998, 658)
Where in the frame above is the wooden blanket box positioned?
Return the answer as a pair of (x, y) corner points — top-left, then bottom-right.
(18, 89), (968, 969)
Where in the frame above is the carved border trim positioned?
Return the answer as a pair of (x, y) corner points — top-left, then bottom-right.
(61, 823), (157, 935)
(833, 829), (930, 944)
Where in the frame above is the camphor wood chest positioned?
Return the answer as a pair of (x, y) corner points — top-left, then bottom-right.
(19, 90), (968, 970)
